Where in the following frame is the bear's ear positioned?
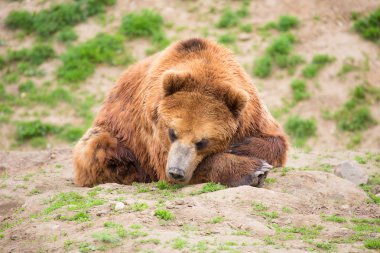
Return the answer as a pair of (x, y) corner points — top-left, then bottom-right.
(224, 88), (249, 118)
(162, 70), (191, 96)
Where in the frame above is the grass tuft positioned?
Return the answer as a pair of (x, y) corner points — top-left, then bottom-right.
(285, 115), (317, 147)
(353, 7), (380, 44)
(291, 79), (310, 102)
(302, 54), (335, 78)
(154, 209), (174, 221)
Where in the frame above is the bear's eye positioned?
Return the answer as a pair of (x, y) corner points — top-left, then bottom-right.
(168, 128), (177, 142)
(195, 139), (209, 150)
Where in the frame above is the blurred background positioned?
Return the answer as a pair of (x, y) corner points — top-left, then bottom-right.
(0, 0), (379, 152)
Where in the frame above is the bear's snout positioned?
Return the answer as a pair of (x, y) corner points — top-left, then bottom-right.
(168, 167), (185, 181)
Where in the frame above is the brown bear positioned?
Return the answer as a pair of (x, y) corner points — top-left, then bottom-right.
(73, 38), (288, 188)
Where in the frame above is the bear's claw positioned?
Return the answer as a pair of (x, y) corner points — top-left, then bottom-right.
(238, 160), (273, 187)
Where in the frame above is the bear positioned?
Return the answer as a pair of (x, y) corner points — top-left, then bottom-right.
(73, 38), (288, 188)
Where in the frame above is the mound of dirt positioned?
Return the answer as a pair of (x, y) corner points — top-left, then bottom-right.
(0, 149), (379, 252)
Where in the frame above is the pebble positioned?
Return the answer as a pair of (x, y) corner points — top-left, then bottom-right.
(238, 33), (251, 41)
(334, 161), (368, 185)
(114, 202), (125, 211)
(51, 224), (60, 230)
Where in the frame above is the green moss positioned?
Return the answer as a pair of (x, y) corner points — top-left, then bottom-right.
(285, 115), (317, 147)
(154, 209), (174, 220)
(253, 55), (272, 78)
(353, 7), (380, 44)
(291, 79), (310, 102)
(302, 54), (335, 79)
(57, 33), (126, 83)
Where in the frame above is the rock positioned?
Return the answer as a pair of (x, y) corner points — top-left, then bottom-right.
(51, 224), (60, 230)
(334, 161), (368, 185)
(238, 33), (251, 41)
(114, 202), (125, 211)
(10, 235), (18, 240)
(174, 200), (185, 205)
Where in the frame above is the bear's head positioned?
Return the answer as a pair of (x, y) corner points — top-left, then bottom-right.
(157, 69), (249, 183)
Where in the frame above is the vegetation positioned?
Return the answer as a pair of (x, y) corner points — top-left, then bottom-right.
(285, 115), (317, 147)
(154, 209), (174, 220)
(353, 7), (380, 44)
(57, 33), (131, 83)
(290, 79), (310, 102)
(334, 84), (377, 132)
(5, 0), (116, 37)
(191, 182), (226, 195)
(120, 9), (169, 54)
(302, 54), (335, 78)
(57, 27), (78, 43)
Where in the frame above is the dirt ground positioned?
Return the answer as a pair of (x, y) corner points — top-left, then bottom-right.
(0, 148), (379, 253)
(0, 0), (380, 252)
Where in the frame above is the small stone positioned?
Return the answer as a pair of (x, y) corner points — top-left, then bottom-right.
(10, 235), (18, 240)
(174, 200), (185, 205)
(340, 204), (350, 210)
(238, 33), (251, 41)
(334, 161), (368, 185)
(96, 210), (109, 217)
(114, 202), (125, 211)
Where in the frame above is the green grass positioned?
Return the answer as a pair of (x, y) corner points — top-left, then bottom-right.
(334, 85), (377, 132)
(253, 56), (272, 78)
(353, 7), (380, 44)
(154, 209), (174, 220)
(253, 33), (302, 77)
(261, 211), (279, 219)
(129, 202), (149, 212)
(5, 0), (116, 38)
(276, 15), (300, 32)
(360, 173), (380, 205)
(6, 44), (55, 65)
(57, 33), (130, 83)
(302, 54), (335, 78)
(217, 34), (236, 45)
(57, 27), (78, 43)
(120, 9), (169, 54)
(191, 182), (226, 195)
(92, 231), (120, 244)
(15, 120), (59, 141)
(291, 79), (310, 102)
(252, 201), (268, 211)
(285, 115), (317, 147)
(322, 214), (347, 223)
(216, 7), (240, 28)
(208, 216), (224, 224)
(240, 24), (252, 33)
(364, 238), (380, 249)
(172, 238), (189, 250)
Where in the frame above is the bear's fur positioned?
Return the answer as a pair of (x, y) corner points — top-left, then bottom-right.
(73, 38), (288, 187)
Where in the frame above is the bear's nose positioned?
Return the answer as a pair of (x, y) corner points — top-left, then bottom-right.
(168, 167), (185, 181)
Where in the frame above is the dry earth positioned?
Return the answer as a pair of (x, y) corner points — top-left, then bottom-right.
(0, 149), (379, 253)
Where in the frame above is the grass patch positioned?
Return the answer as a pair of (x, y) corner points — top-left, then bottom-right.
(129, 202), (149, 212)
(154, 209), (174, 221)
(252, 201), (268, 211)
(253, 33), (303, 77)
(216, 7), (240, 28)
(364, 238), (380, 249)
(208, 216), (224, 224)
(276, 15), (300, 32)
(57, 27), (78, 43)
(5, 0), (116, 38)
(120, 9), (169, 55)
(334, 84), (377, 132)
(16, 120), (59, 141)
(217, 34), (236, 45)
(291, 79), (310, 102)
(191, 182), (226, 195)
(360, 173), (380, 205)
(302, 54), (335, 78)
(285, 115), (317, 147)
(58, 33), (131, 83)
(322, 214), (347, 223)
(353, 7), (380, 44)
(172, 237), (189, 250)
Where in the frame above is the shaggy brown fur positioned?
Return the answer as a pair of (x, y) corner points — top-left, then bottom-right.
(73, 38), (288, 187)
